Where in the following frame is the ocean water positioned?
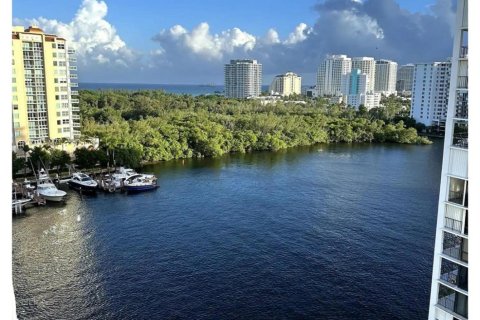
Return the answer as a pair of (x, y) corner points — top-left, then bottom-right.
(12, 143), (442, 319)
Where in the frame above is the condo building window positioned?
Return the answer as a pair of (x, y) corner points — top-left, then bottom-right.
(443, 231), (468, 263)
(437, 284), (468, 318)
(448, 177), (468, 206)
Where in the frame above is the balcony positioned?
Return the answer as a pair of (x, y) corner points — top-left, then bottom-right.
(440, 258), (468, 291)
(452, 121), (468, 149)
(69, 66), (77, 71)
(68, 49), (76, 54)
(73, 122), (81, 128)
(71, 107), (80, 112)
(70, 83), (79, 88)
(71, 99), (79, 104)
(457, 76), (468, 89)
(69, 74), (78, 79)
(454, 91), (468, 119)
(459, 46), (468, 59)
(443, 232), (468, 263)
(70, 90), (79, 95)
(72, 115), (80, 120)
(69, 58), (77, 63)
(444, 204), (467, 235)
(437, 284), (468, 318)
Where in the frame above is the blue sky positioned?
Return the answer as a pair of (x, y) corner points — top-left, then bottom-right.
(13, 0), (456, 84)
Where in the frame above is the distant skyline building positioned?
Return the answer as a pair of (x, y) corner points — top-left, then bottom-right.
(224, 59), (262, 98)
(374, 59), (397, 96)
(396, 64), (415, 94)
(410, 61), (451, 126)
(351, 57), (376, 93)
(428, 0), (468, 319)
(341, 68), (381, 110)
(12, 26), (80, 148)
(316, 54), (351, 97)
(269, 72), (301, 96)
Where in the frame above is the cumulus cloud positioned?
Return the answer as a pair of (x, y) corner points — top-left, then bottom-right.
(14, 0), (136, 81)
(14, 0), (457, 84)
(284, 23), (313, 45)
(153, 22), (256, 61)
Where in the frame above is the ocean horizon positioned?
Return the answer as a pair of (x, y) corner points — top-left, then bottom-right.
(79, 82), (314, 96)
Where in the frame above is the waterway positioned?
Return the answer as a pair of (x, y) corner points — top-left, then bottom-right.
(12, 142), (443, 319)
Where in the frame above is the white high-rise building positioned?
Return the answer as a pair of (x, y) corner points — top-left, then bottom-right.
(410, 61), (451, 126)
(428, 0), (468, 319)
(352, 57), (376, 93)
(269, 72), (301, 96)
(374, 59), (397, 96)
(224, 59), (262, 98)
(316, 54), (351, 97)
(396, 64), (415, 94)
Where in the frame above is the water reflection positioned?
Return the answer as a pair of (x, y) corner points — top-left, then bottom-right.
(13, 192), (107, 319)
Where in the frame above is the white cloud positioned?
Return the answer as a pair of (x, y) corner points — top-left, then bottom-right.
(14, 0), (135, 68)
(155, 22), (256, 60)
(284, 23), (313, 45)
(263, 28), (280, 45)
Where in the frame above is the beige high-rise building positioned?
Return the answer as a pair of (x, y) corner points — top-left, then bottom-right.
(352, 57), (376, 93)
(12, 26), (80, 149)
(269, 72), (301, 96)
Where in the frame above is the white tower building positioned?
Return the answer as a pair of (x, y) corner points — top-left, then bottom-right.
(410, 61), (451, 126)
(224, 59), (262, 98)
(374, 59), (398, 96)
(428, 0), (468, 319)
(316, 54), (351, 97)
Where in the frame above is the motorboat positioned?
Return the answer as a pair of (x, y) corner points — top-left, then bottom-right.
(101, 167), (156, 192)
(123, 174), (159, 192)
(36, 169), (67, 202)
(68, 172), (98, 193)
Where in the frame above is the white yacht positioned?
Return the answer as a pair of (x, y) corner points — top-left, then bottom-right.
(68, 172), (98, 193)
(36, 169), (67, 202)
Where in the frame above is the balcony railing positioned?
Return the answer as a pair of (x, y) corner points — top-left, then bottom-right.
(69, 74), (78, 79)
(70, 83), (79, 88)
(459, 46), (468, 59)
(457, 76), (468, 89)
(68, 49), (76, 54)
(71, 99), (79, 104)
(70, 90), (79, 95)
(444, 217), (462, 233)
(69, 66), (77, 71)
(71, 107), (80, 112)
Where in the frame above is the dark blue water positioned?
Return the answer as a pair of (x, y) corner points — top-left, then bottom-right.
(12, 143), (442, 319)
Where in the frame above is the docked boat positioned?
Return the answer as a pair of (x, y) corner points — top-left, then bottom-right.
(123, 174), (159, 192)
(36, 169), (67, 202)
(100, 167), (156, 192)
(68, 172), (98, 193)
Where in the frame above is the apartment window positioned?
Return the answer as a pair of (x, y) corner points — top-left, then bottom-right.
(448, 177), (468, 206)
(440, 258), (468, 290)
(437, 284), (468, 318)
(52, 43), (56, 48)
(443, 232), (468, 262)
